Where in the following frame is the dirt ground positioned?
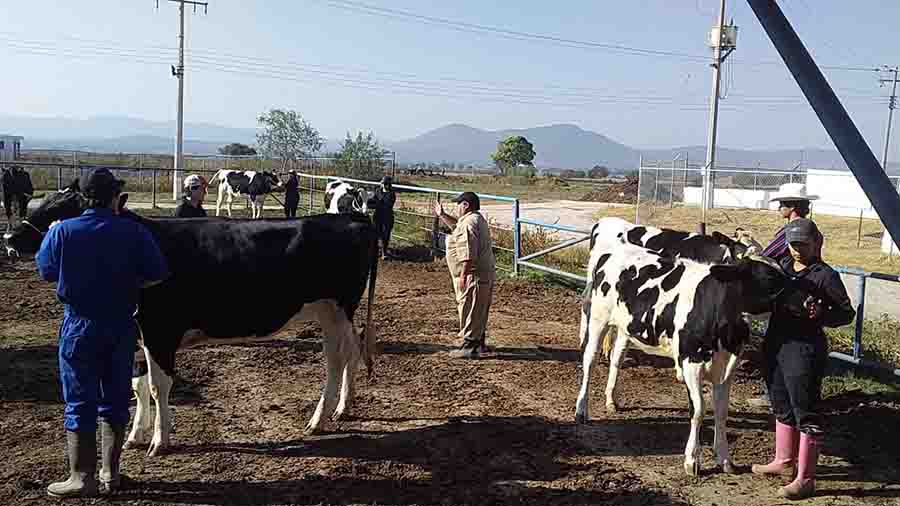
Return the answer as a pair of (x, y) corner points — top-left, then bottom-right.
(2, 246), (900, 506)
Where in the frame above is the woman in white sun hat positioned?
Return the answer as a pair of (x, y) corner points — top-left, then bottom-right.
(748, 182), (824, 410)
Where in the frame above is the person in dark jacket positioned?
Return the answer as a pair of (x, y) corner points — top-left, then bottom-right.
(749, 183), (823, 409)
(752, 218), (855, 500)
(173, 174), (208, 218)
(284, 171), (300, 218)
(371, 175), (397, 259)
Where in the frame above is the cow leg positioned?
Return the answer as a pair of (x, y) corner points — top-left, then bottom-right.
(575, 311), (610, 424)
(144, 346), (174, 457)
(215, 185), (224, 216)
(683, 360), (705, 476)
(713, 352), (740, 474)
(125, 373), (152, 449)
(604, 327), (629, 414)
(712, 381), (736, 473)
(332, 323), (361, 422)
(304, 302), (347, 435)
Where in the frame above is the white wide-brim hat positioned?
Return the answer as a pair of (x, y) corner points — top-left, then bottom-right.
(769, 183), (819, 202)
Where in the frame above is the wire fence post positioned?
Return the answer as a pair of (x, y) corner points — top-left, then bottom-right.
(853, 275), (866, 360)
(513, 199), (521, 276)
(152, 169), (158, 209)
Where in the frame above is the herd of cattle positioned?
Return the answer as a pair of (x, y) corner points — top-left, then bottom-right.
(1, 169), (788, 478)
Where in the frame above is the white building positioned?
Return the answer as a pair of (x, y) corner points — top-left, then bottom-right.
(0, 135), (23, 161)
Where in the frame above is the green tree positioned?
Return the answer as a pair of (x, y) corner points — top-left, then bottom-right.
(336, 131), (389, 179)
(256, 109), (324, 171)
(491, 136), (536, 176)
(218, 143), (258, 156)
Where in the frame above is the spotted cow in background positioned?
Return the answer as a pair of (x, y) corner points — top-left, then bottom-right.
(325, 179), (371, 215)
(212, 169), (282, 219)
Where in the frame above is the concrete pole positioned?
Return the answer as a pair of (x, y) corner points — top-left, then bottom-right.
(173, 0), (185, 202)
(702, 0), (727, 229)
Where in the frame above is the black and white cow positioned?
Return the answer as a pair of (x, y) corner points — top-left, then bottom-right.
(580, 217), (753, 352)
(575, 232), (785, 476)
(4, 182), (380, 457)
(1, 166), (35, 229)
(212, 169), (283, 219)
(324, 179), (370, 215)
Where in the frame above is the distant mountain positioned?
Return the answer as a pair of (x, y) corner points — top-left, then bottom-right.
(0, 114), (259, 146)
(5, 114), (897, 173)
(388, 123), (636, 169)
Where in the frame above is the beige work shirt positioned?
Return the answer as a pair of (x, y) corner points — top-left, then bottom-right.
(445, 211), (496, 279)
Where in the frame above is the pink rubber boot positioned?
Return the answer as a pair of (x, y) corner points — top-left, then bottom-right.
(780, 432), (818, 500)
(752, 420), (798, 476)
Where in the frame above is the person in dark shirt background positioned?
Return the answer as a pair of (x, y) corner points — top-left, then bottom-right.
(371, 175), (397, 259)
(751, 218), (855, 500)
(173, 174), (208, 218)
(284, 171), (300, 218)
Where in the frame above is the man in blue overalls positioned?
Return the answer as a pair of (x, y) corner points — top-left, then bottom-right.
(36, 168), (169, 498)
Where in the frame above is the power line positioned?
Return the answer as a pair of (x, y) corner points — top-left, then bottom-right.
(311, 0), (710, 61)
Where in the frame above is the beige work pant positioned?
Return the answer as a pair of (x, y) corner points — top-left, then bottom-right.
(452, 273), (495, 343)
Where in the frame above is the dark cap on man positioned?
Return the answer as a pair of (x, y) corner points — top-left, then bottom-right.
(453, 191), (480, 210)
(80, 168), (125, 200)
(784, 218), (819, 244)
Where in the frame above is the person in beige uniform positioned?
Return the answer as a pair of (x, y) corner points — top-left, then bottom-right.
(433, 191), (496, 359)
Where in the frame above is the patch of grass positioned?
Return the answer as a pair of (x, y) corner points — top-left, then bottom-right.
(828, 313), (900, 369)
(822, 370), (900, 399)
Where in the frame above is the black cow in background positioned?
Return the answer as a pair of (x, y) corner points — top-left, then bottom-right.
(1, 166), (35, 228)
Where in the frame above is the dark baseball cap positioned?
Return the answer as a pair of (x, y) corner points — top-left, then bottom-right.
(785, 218), (819, 244)
(452, 191), (480, 208)
(80, 168), (125, 199)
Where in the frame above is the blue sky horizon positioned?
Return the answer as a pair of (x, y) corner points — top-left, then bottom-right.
(1, 1), (898, 156)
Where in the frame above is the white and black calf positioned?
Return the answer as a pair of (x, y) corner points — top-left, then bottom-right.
(580, 217), (753, 351)
(575, 236), (784, 476)
(4, 184), (379, 457)
(325, 179), (371, 215)
(212, 169), (282, 219)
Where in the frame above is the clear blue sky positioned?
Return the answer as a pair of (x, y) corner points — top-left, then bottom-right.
(0, 0), (897, 156)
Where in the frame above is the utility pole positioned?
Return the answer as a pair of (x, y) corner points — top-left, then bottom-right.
(157, 0), (207, 201)
(879, 65), (899, 172)
(701, 0), (737, 233)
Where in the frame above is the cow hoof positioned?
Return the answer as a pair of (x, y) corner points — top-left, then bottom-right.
(146, 443), (167, 458)
(684, 459), (700, 477)
(605, 403), (618, 414)
(722, 461), (736, 474)
(575, 413), (587, 424)
(330, 410), (347, 422)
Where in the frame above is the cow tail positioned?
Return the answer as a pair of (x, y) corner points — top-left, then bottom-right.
(363, 221), (379, 381)
(210, 169), (224, 185)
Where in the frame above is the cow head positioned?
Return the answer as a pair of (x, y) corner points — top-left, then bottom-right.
(324, 180), (370, 215)
(260, 171), (282, 192)
(3, 180), (129, 257)
(709, 254), (786, 314)
(710, 231), (751, 262)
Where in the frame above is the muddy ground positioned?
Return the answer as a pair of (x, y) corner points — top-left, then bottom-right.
(2, 238), (900, 506)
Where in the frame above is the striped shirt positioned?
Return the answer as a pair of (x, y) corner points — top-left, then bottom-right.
(762, 221), (824, 262)
(761, 225), (789, 262)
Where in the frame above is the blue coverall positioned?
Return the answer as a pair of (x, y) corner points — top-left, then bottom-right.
(36, 208), (169, 433)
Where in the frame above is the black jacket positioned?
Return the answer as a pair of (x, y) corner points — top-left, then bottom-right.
(371, 187), (396, 219)
(173, 199), (207, 218)
(767, 256), (856, 341)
